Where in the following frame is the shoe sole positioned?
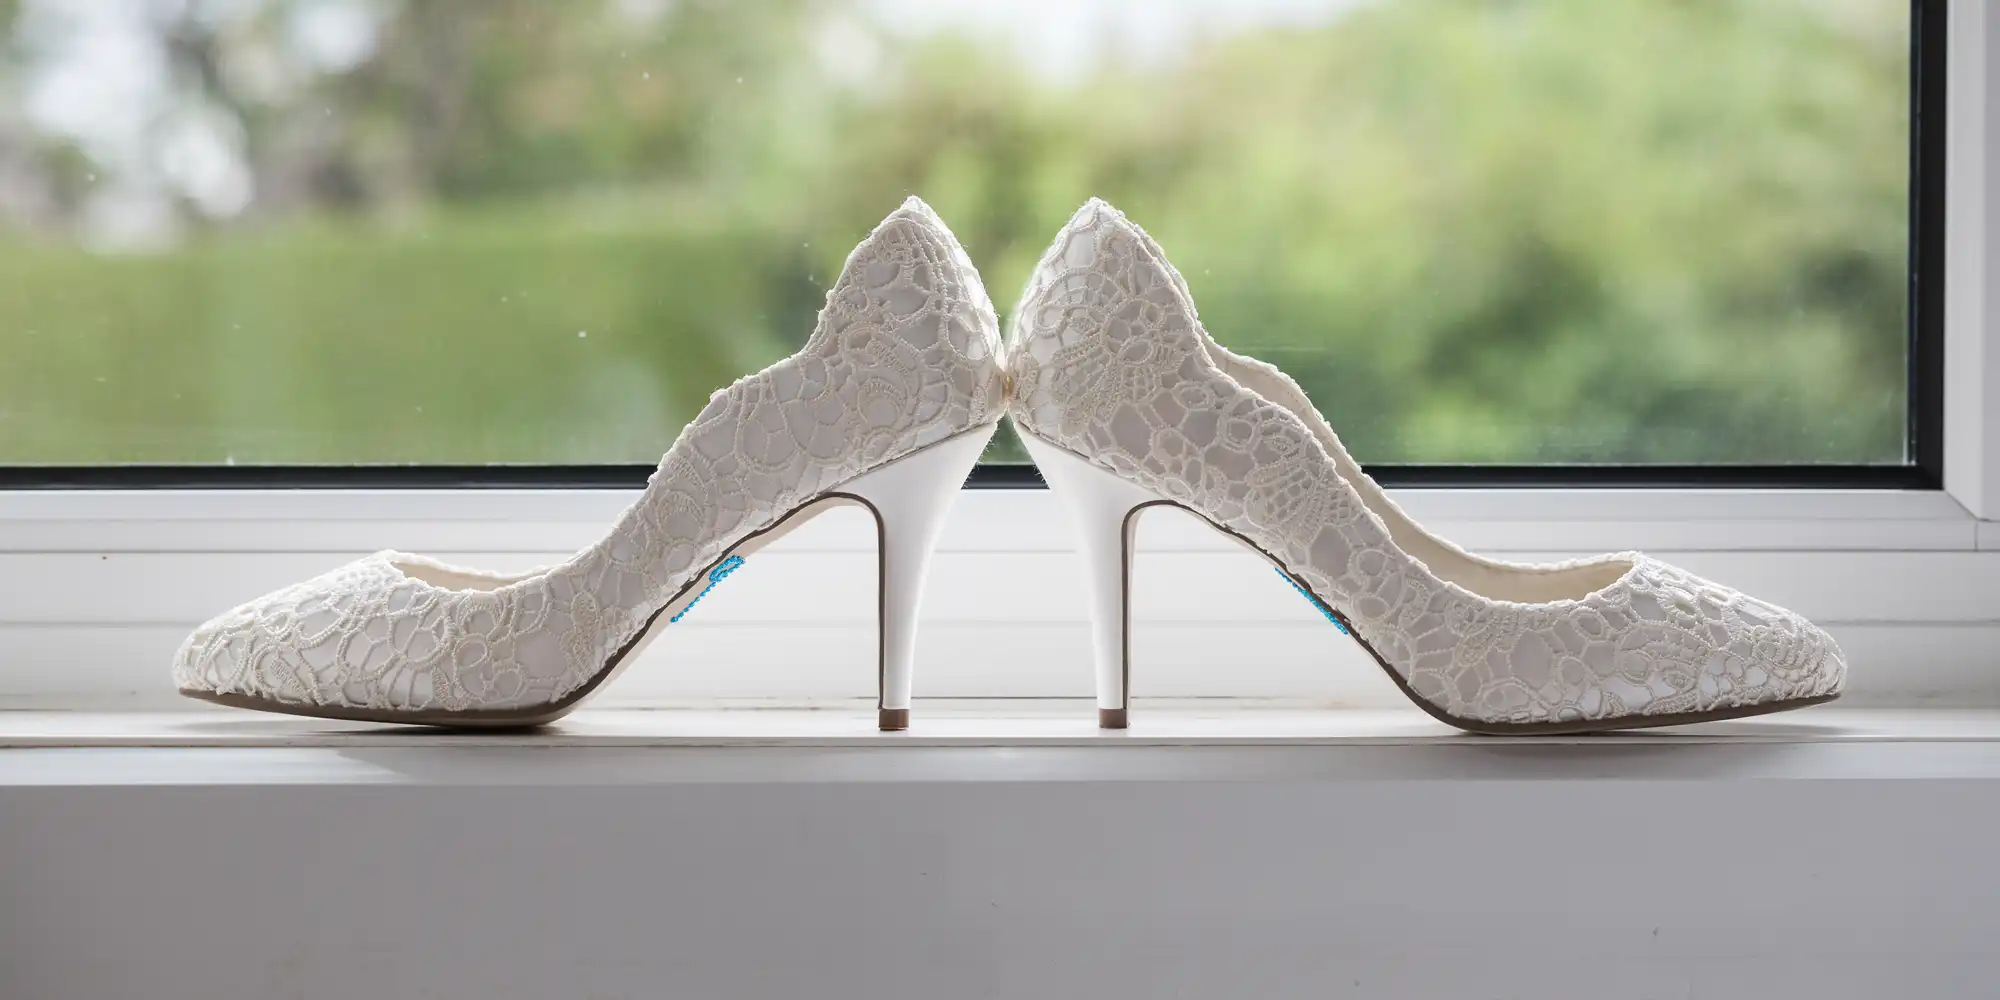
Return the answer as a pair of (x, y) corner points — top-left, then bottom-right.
(180, 428), (995, 731)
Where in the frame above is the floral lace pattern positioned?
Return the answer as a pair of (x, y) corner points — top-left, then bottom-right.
(1007, 200), (1844, 725)
(176, 198), (1003, 713)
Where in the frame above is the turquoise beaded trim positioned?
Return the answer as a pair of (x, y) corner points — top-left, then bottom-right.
(1276, 567), (1348, 634)
(671, 555), (746, 623)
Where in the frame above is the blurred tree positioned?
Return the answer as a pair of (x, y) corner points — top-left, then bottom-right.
(0, 0), (1912, 466)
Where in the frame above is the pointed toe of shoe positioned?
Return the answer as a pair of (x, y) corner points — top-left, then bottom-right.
(172, 553), (415, 712)
(1753, 609), (1848, 704)
(1712, 585), (1847, 708)
(173, 597), (313, 709)
(1624, 558), (1846, 715)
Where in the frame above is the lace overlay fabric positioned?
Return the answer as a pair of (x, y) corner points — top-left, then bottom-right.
(1006, 200), (1844, 724)
(176, 199), (1003, 713)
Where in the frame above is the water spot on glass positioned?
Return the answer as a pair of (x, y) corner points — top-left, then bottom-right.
(642, 71), (650, 80)
(735, 76), (743, 84)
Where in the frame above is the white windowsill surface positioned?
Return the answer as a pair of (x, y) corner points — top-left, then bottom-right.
(9, 703), (2000, 790)
(10, 703), (2000, 1000)
(6, 701), (1998, 752)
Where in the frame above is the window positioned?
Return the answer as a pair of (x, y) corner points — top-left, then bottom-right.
(0, 0), (1936, 481)
(0, 0), (1985, 719)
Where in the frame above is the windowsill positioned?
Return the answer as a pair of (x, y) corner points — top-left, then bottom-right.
(5, 701), (1997, 754)
(12, 701), (2000, 999)
(9, 703), (2000, 789)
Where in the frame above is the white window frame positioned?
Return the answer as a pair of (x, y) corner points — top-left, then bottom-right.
(1, 0), (1996, 712)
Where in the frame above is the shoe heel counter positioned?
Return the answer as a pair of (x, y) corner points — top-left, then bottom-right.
(899, 199), (1006, 426)
(1005, 199), (1207, 458)
(676, 199), (1002, 530)
(836, 198), (1003, 439)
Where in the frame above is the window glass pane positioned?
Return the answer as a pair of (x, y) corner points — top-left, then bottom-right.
(0, 0), (1911, 466)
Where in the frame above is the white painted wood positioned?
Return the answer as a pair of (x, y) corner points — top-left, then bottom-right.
(6, 729), (2000, 999)
(1946, 0), (2000, 517)
(0, 705), (1989, 748)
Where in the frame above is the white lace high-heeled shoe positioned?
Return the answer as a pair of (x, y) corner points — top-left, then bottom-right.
(175, 198), (1003, 730)
(1008, 199), (1846, 733)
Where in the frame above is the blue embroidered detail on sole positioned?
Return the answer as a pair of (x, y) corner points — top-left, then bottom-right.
(671, 555), (746, 623)
(1276, 567), (1348, 634)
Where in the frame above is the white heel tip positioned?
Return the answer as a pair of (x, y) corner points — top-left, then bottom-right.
(879, 708), (910, 731)
(1098, 708), (1128, 730)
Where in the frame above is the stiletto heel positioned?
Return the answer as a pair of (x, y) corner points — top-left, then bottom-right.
(835, 426), (995, 730)
(1018, 432), (1157, 729)
(176, 197), (1005, 727)
(1006, 199), (1846, 733)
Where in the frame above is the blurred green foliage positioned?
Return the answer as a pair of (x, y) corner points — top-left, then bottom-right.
(0, 0), (1910, 466)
